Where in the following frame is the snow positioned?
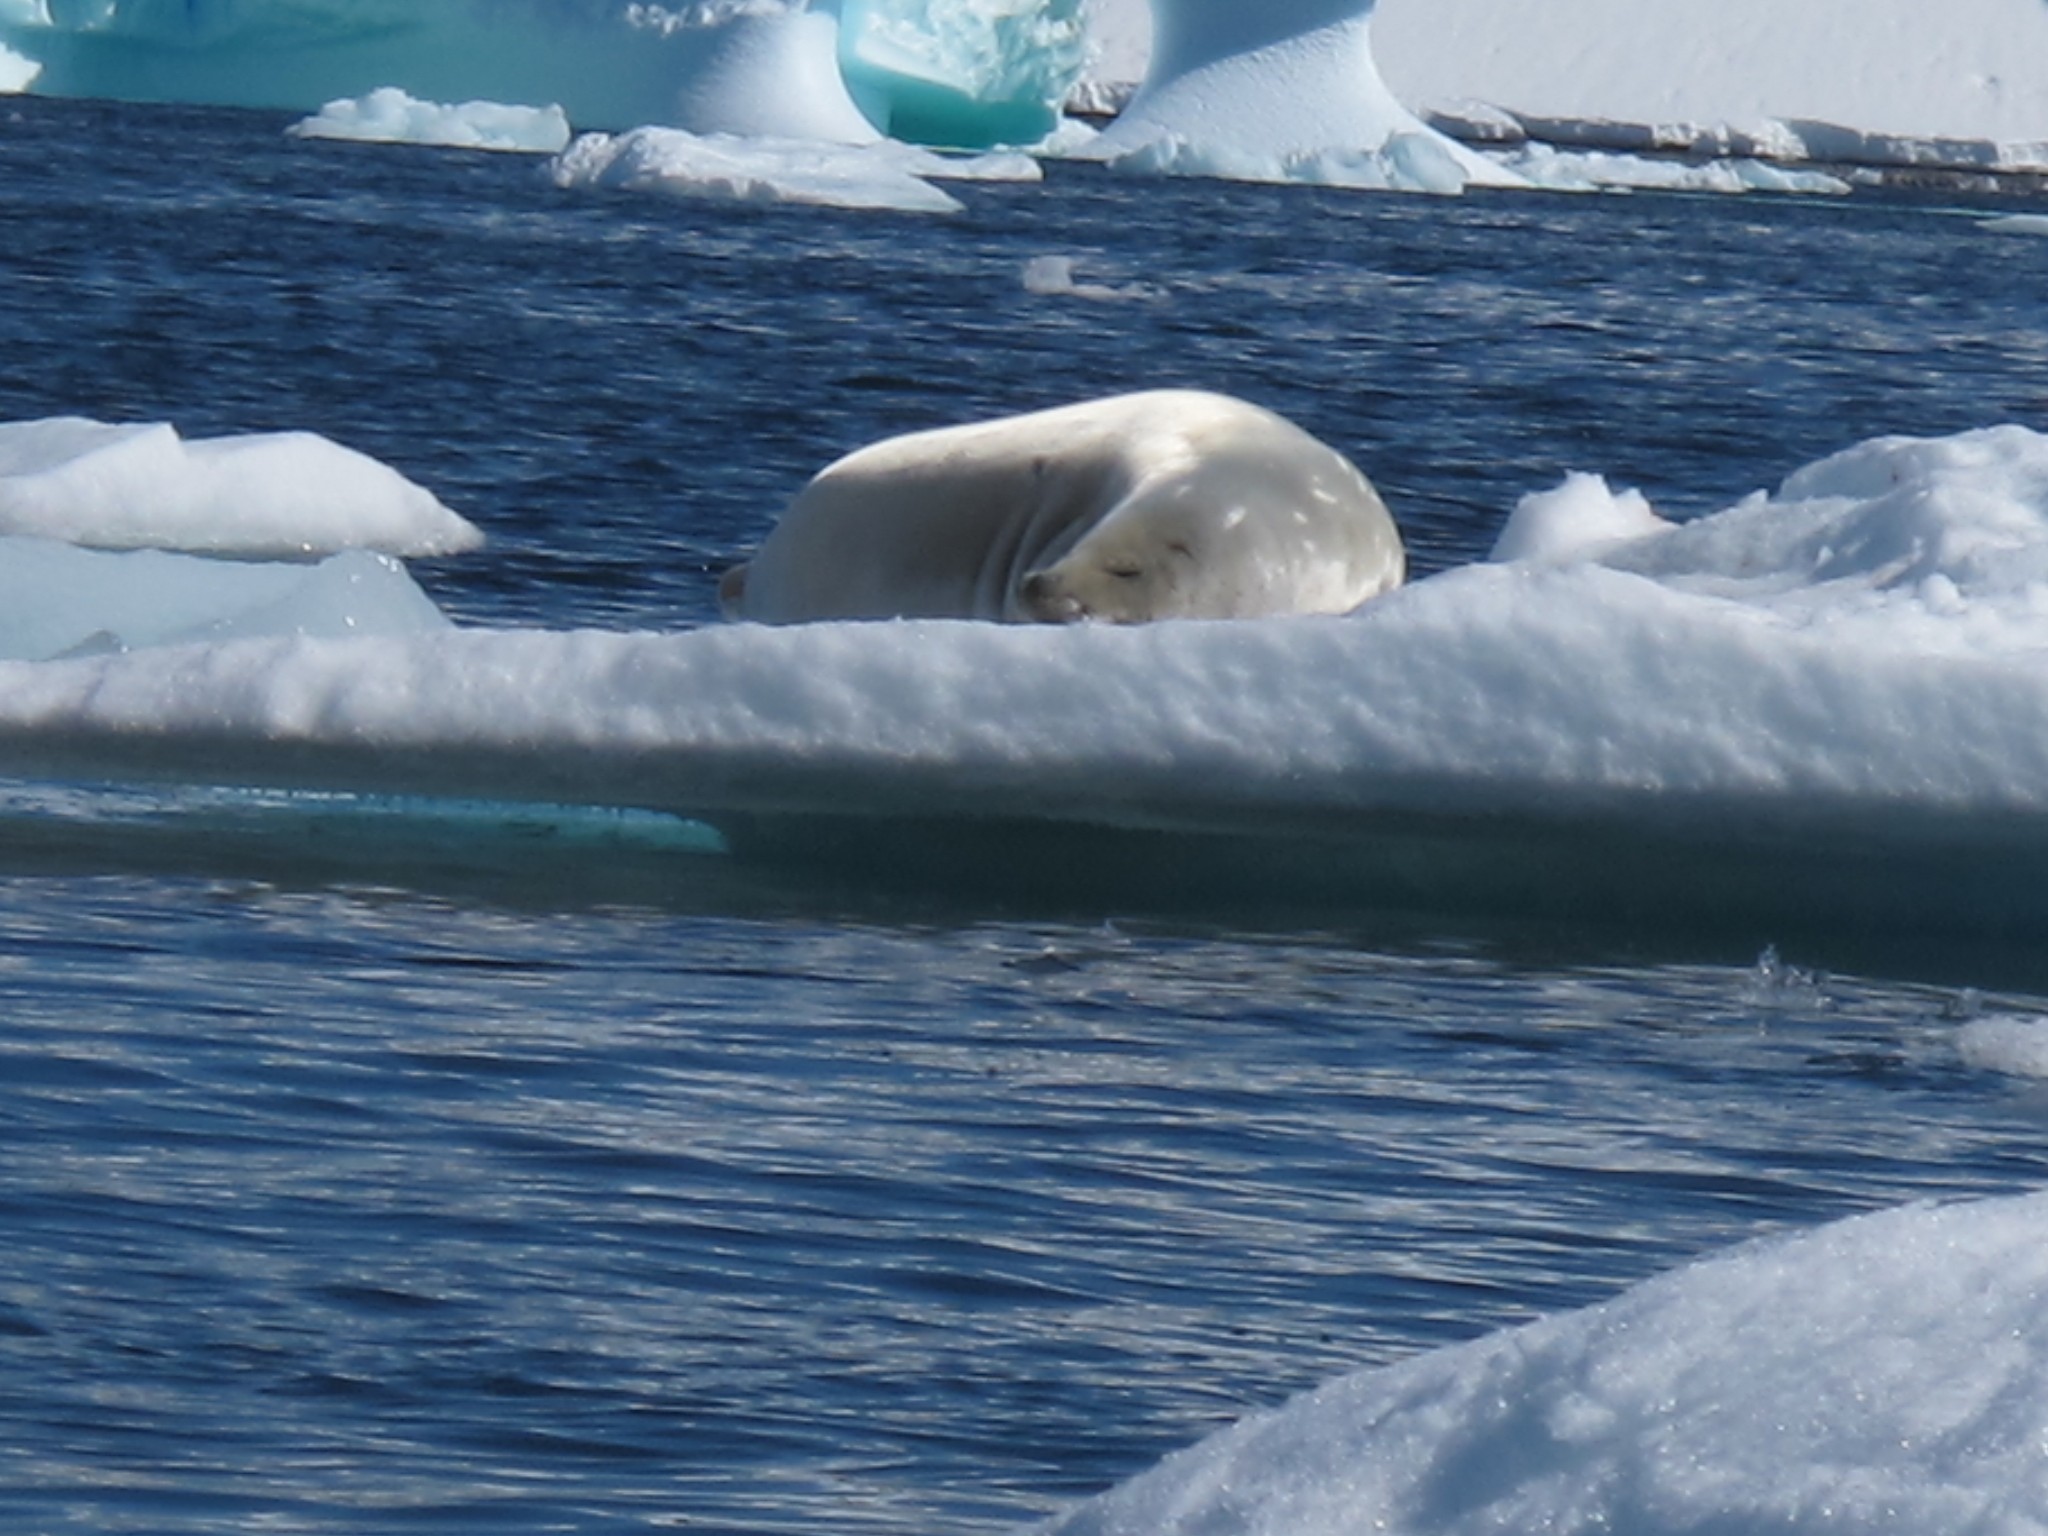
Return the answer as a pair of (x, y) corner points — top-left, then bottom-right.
(288, 88), (572, 154)
(549, 123), (1039, 213)
(0, 539), (450, 664)
(0, 418), (482, 559)
(1035, 1189), (2048, 1536)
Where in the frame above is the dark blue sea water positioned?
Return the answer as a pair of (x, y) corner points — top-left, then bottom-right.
(2, 96), (2048, 1534)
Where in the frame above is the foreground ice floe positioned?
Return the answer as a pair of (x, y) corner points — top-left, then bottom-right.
(549, 124), (1040, 213)
(4, 422), (2048, 850)
(0, 418), (481, 558)
(289, 87), (572, 154)
(1035, 1188), (2048, 1536)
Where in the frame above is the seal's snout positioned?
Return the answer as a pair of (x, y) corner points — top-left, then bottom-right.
(1019, 569), (1086, 624)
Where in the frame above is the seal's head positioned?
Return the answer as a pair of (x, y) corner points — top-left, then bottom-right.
(1016, 532), (1205, 623)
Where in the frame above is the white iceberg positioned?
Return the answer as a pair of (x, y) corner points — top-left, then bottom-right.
(1037, 1189), (2048, 1536)
(288, 87), (573, 154)
(1078, 2), (1520, 193)
(0, 418), (483, 559)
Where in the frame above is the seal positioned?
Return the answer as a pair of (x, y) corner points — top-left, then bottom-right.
(718, 390), (1405, 624)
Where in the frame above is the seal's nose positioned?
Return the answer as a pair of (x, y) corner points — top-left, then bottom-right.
(1019, 571), (1083, 623)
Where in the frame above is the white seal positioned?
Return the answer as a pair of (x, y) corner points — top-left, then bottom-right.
(718, 390), (1405, 624)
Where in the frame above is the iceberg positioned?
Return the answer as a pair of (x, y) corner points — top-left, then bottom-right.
(0, 1), (1087, 148)
(0, 417), (482, 558)
(1036, 1189), (2048, 1536)
(288, 87), (572, 154)
(1079, 1), (1520, 193)
(5, 424), (2048, 938)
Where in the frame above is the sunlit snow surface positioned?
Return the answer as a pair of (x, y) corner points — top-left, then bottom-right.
(1037, 1188), (2048, 1535)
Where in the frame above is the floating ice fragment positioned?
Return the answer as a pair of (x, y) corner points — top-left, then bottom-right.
(0, 417), (483, 558)
(1957, 1015), (2048, 1078)
(1982, 213), (2048, 237)
(1020, 254), (1159, 301)
(0, 39), (36, 92)
(549, 123), (1034, 213)
(289, 87), (572, 154)
(1500, 143), (1852, 196)
(0, 537), (450, 663)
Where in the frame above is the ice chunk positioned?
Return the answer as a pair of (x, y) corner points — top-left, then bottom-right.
(1042, 1189), (2048, 1536)
(549, 124), (1036, 214)
(0, 417), (483, 558)
(288, 87), (572, 153)
(1489, 472), (1671, 564)
(0, 38), (36, 92)
(1501, 143), (1852, 196)
(1957, 1014), (2048, 1078)
(0, 536), (450, 663)
(1020, 253), (1160, 301)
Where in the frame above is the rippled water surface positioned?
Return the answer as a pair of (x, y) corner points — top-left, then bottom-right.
(2, 96), (2048, 1534)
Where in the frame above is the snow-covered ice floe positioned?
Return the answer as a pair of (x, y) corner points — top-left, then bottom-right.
(549, 125), (1041, 214)
(1036, 1188), (2048, 1536)
(0, 417), (481, 559)
(288, 87), (571, 154)
(8, 421), (2048, 933)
